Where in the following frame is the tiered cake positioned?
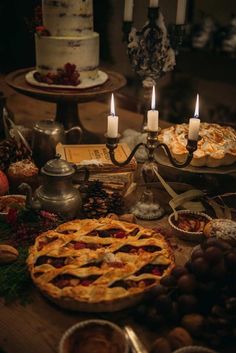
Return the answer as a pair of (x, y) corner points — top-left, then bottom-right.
(27, 0), (107, 88)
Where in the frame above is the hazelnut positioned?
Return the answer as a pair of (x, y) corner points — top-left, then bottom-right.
(106, 213), (119, 220)
(150, 337), (172, 353)
(181, 314), (205, 335)
(167, 327), (193, 349)
(119, 213), (136, 223)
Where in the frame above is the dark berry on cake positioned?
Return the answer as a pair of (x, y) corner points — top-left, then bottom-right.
(36, 26), (51, 36)
(34, 63), (80, 86)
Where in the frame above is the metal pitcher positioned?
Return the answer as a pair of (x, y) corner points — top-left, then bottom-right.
(19, 156), (88, 220)
(31, 120), (81, 167)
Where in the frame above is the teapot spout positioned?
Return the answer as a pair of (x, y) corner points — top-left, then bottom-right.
(18, 182), (41, 210)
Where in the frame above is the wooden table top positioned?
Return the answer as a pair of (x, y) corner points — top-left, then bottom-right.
(0, 75), (235, 353)
(0, 185), (195, 353)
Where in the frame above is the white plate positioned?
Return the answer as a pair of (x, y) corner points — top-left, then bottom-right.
(25, 70), (109, 90)
(155, 148), (236, 175)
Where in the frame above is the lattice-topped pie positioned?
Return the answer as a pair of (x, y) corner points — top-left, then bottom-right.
(158, 123), (236, 167)
(28, 218), (174, 312)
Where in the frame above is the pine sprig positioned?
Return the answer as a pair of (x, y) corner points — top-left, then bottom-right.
(0, 247), (32, 304)
(0, 209), (62, 303)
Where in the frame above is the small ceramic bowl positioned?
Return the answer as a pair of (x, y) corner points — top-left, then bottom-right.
(59, 319), (129, 353)
(168, 210), (212, 243)
(0, 194), (26, 215)
(173, 345), (218, 353)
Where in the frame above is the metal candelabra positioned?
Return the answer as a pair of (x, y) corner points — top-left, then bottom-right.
(106, 130), (198, 220)
(122, 6), (187, 129)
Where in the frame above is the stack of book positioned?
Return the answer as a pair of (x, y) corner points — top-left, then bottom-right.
(56, 143), (137, 194)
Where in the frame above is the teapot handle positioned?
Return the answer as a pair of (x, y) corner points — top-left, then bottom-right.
(73, 165), (90, 183)
(65, 126), (83, 143)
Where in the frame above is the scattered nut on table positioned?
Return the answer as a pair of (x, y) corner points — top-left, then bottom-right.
(0, 244), (19, 264)
(167, 327), (193, 349)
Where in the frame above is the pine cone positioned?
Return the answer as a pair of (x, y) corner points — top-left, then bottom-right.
(81, 180), (124, 219)
(0, 138), (30, 171)
(107, 192), (124, 215)
(80, 180), (107, 199)
(82, 196), (108, 219)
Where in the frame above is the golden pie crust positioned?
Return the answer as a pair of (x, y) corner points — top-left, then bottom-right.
(27, 218), (175, 312)
(158, 123), (236, 167)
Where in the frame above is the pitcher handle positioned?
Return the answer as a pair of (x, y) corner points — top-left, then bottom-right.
(73, 165), (90, 183)
(65, 126), (83, 143)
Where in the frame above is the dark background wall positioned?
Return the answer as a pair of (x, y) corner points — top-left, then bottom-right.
(0, 0), (236, 124)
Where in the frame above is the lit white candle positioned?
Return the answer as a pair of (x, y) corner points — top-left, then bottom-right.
(147, 86), (159, 131)
(176, 0), (187, 24)
(149, 0), (159, 7)
(124, 0), (134, 21)
(107, 94), (119, 138)
(188, 94), (200, 141)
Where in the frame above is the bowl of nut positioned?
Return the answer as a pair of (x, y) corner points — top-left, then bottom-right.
(0, 195), (26, 215)
(168, 210), (212, 242)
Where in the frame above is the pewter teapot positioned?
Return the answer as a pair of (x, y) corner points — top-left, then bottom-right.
(19, 156), (86, 220)
(32, 120), (81, 167)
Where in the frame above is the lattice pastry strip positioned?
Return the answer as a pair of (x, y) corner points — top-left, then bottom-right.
(28, 218), (175, 306)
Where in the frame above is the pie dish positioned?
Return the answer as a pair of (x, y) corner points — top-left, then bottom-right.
(168, 210), (212, 242)
(158, 123), (236, 167)
(27, 217), (174, 312)
(0, 195), (26, 215)
(59, 319), (129, 353)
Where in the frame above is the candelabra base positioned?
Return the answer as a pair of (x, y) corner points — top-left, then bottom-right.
(130, 189), (165, 220)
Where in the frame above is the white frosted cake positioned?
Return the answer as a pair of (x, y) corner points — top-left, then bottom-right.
(28, 0), (107, 88)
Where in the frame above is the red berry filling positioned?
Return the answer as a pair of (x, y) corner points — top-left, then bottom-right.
(115, 244), (161, 254)
(69, 241), (103, 250)
(52, 274), (100, 289)
(35, 256), (66, 268)
(110, 278), (155, 289)
(37, 237), (57, 251)
(113, 231), (127, 239)
(135, 264), (168, 276)
(73, 242), (87, 250)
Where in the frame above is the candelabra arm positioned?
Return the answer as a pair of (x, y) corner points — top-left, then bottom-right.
(107, 141), (146, 167)
(156, 142), (196, 168)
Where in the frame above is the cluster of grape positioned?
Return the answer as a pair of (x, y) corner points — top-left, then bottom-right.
(135, 238), (236, 349)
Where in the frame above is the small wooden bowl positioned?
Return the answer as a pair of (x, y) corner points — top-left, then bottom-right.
(168, 210), (212, 243)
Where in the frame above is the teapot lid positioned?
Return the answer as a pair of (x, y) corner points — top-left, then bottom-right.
(34, 119), (63, 133)
(41, 155), (74, 177)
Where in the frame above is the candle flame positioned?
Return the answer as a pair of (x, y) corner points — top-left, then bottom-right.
(151, 85), (156, 110)
(110, 93), (115, 116)
(194, 94), (199, 117)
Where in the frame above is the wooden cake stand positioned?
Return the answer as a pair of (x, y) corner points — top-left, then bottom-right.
(6, 68), (126, 143)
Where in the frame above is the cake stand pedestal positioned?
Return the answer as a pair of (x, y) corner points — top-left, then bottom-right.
(6, 68), (126, 143)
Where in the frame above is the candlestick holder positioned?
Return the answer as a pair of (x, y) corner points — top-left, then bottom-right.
(123, 6), (187, 130)
(106, 130), (198, 220)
